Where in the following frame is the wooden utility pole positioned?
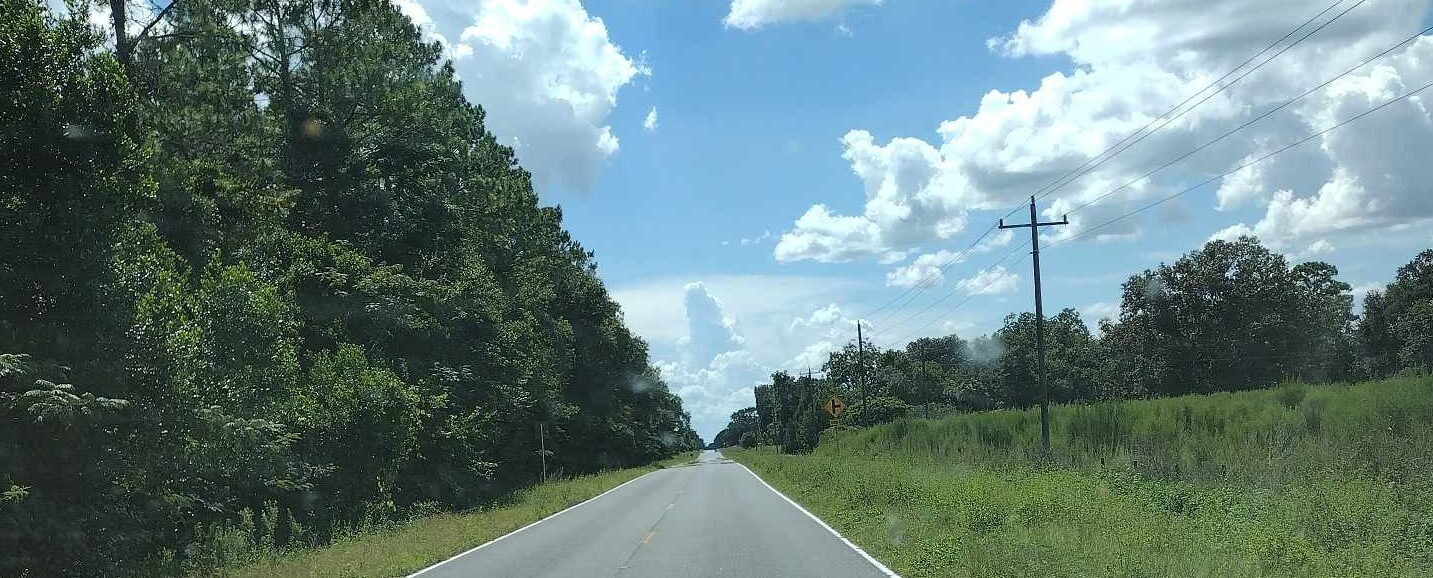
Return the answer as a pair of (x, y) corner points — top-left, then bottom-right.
(537, 422), (548, 483)
(756, 398), (764, 446)
(999, 196), (1068, 453)
(920, 352), (930, 419)
(771, 377), (781, 448)
(856, 321), (866, 418)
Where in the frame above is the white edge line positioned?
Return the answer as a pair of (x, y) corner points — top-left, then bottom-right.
(407, 470), (658, 577)
(733, 460), (902, 578)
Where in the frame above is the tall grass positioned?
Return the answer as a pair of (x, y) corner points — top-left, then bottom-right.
(205, 452), (697, 578)
(729, 376), (1433, 577)
(821, 374), (1433, 487)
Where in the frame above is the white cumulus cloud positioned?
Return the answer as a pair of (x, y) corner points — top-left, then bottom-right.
(1216, 36), (1433, 249)
(643, 106), (659, 132)
(648, 289), (861, 440)
(776, 0), (1433, 261)
(1301, 239), (1335, 258)
(725, 0), (882, 30)
(955, 266), (1019, 296)
(740, 230), (772, 246)
(655, 284), (767, 439)
(611, 277), (859, 439)
(401, 0), (645, 192)
(1083, 301), (1119, 322)
(394, 0), (470, 60)
(677, 283), (745, 366)
(775, 130), (969, 262)
(789, 303), (850, 332)
(885, 250), (966, 288)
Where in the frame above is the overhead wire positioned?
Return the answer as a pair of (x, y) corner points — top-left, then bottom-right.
(1048, 76), (1433, 250)
(876, 239), (1032, 346)
(871, 33), (1433, 351)
(1020, 0), (1366, 212)
(845, 0), (1418, 360)
(858, 224), (998, 328)
(886, 68), (1433, 348)
(1062, 20), (1433, 218)
(853, 0), (1362, 331)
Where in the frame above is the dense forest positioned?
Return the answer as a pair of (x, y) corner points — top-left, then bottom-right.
(0, 0), (701, 575)
(714, 238), (1433, 453)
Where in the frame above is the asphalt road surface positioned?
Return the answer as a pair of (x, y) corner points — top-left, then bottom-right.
(411, 450), (895, 578)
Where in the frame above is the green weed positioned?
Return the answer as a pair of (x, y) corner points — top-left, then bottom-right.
(727, 375), (1433, 577)
(205, 456), (693, 578)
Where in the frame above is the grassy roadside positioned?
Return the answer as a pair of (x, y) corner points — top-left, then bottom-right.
(726, 376), (1433, 577)
(211, 452), (697, 578)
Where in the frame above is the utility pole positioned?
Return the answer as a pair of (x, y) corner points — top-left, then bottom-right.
(999, 196), (1068, 453)
(756, 397), (765, 447)
(772, 376), (781, 449)
(537, 422), (548, 483)
(856, 321), (866, 419)
(920, 352), (929, 419)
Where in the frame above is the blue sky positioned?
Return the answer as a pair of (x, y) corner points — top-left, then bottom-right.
(563, 0), (1059, 281)
(393, 0), (1433, 440)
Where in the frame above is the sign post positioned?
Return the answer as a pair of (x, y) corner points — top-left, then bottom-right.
(824, 395), (846, 428)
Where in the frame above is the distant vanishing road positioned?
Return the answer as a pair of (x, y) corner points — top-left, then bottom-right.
(410, 450), (895, 578)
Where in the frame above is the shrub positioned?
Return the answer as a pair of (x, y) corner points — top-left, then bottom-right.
(848, 396), (911, 427)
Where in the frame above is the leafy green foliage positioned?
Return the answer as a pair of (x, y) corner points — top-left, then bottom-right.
(289, 345), (423, 530)
(846, 396), (910, 427)
(1101, 237), (1356, 396)
(218, 462), (676, 578)
(0, 0), (698, 574)
(728, 375), (1433, 577)
(1367, 249), (1433, 372)
(720, 237), (1433, 457)
(989, 308), (1100, 406)
(711, 406), (759, 448)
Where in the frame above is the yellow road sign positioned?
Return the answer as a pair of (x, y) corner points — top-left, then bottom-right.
(823, 395), (847, 417)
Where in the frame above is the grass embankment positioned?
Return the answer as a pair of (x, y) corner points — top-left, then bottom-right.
(211, 452), (698, 578)
(727, 376), (1433, 577)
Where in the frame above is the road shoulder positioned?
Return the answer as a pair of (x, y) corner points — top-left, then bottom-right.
(211, 454), (696, 578)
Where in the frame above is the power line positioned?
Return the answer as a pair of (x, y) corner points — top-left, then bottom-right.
(772, 48), (1423, 386)
(771, 317), (899, 383)
(851, 0), (1397, 354)
(1020, 0), (1365, 213)
(1049, 76), (1433, 249)
(858, 0), (1359, 328)
(1062, 21), (1433, 218)
(857, 224), (998, 327)
(876, 240), (1031, 346)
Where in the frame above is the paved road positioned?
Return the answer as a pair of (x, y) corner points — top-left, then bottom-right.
(412, 450), (894, 578)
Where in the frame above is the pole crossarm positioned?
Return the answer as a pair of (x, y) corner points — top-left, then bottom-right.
(999, 219), (1070, 230)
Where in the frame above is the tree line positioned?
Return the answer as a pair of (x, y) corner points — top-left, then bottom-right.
(0, 1), (700, 575)
(715, 237), (1433, 453)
